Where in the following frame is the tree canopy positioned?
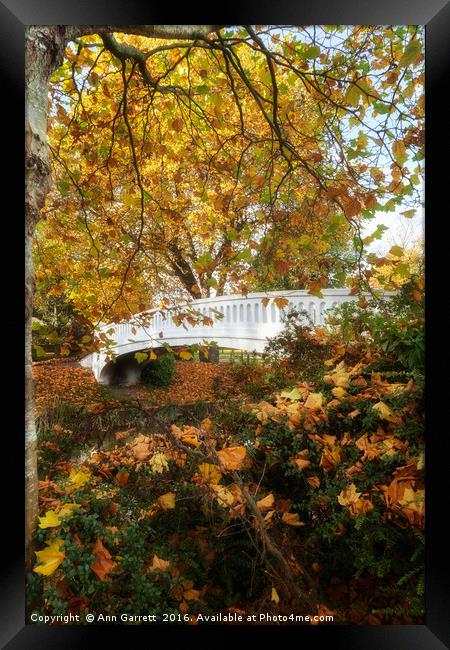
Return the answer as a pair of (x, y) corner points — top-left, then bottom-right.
(35, 24), (424, 339)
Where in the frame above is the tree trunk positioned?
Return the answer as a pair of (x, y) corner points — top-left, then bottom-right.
(25, 26), (65, 569)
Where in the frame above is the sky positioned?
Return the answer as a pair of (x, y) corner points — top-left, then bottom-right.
(361, 178), (424, 254)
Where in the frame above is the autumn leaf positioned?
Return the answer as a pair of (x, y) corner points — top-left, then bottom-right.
(217, 446), (248, 471)
(149, 452), (169, 474)
(172, 118), (184, 132)
(68, 468), (91, 490)
(304, 392), (323, 410)
(38, 510), (60, 529)
(91, 538), (117, 581)
(115, 470), (130, 487)
(280, 387), (301, 401)
(179, 350), (193, 360)
(198, 463), (222, 485)
(131, 440), (151, 461)
(256, 493), (275, 512)
(338, 483), (361, 507)
(58, 503), (80, 518)
(211, 484), (236, 507)
(306, 476), (321, 488)
(274, 297), (289, 309)
(291, 449), (310, 471)
(157, 492), (176, 510)
(184, 588), (201, 601)
(398, 39), (422, 68)
(319, 446), (341, 473)
(34, 539), (65, 576)
(281, 512), (305, 527)
(392, 140), (407, 166)
(148, 554), (171, 572)
(373, 401), (401, 424)
(271, 587), (280, 605)
(338, 483), (374, 516)
(388, 245), (404, 258)
(397, 487), (425, 528)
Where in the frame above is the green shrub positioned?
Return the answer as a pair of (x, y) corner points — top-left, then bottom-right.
(263, 309), (332, 383)
(141, 353), (175, 387)
(374, 320), (424, 374)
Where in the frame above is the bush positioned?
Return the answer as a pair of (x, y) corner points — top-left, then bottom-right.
(326, 282), (424, 375)
(263, 309), (333, 383)
(141, 353), (175, 387)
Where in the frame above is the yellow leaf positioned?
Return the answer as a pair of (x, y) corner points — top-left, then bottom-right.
(281, 512), (305, 527)
(210, 484), (236, 507)
(68, 468), (91, 489)
(271, 587), (280, 605)
(304, 392), (323, 410)
(274, 297), (289, 309)
(217, 446), (248, 471)
(331, 386), (346, 399)
(149, 350), (157, 360)
(256, 493), (275, 512)
(38, 510), (60, 529)
(392, 140), (407, 166)
(33, 539), (65, 576)
(338, 483), (373, 516)
(179, 350), (193, 360)
(338, 483), (361, 507)
(157, 492), (176, 510)
(198, 463), (222, 485)
(149, 452), (169, 474)
(58, 503), (80, 518)
(373, 401), (399, 423)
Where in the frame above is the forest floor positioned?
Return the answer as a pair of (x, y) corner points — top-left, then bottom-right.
(33, 358), (263, 412)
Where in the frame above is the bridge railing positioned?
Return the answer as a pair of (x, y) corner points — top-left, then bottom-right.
(81, 289), (396, 381)
(95, 289), (384, 353)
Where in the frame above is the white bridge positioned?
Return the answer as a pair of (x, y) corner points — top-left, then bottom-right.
(80, 289), (383, 384)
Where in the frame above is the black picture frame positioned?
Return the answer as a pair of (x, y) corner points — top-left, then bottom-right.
(1, 1), (449, 647)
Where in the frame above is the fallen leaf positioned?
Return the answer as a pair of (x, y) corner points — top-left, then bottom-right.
(115, 471), (130, 487)
(38, 510), (60, 529)
(198, 463), (222, 485)
(271, 586), (280, 604)
(256, 493), (275, 512)
(91, 538), (116, 581)
(304, 392), (323, 410)
(217, 446), (248, 471)
(157, 492), (176, 510)
(148, 554), (171, 572)
(34, 539), (65, 576)
(281, 512), (305, 527)
(68, 468), (91, 489)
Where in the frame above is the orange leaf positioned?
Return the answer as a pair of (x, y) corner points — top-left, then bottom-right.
(217, 446), (248, 471)
(115, 471), (129, 487)
(148, 554), (171, 572)
(281, 512), (305, 527)
(91, 538), (116, 581)
(256, 493), (275, 512)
